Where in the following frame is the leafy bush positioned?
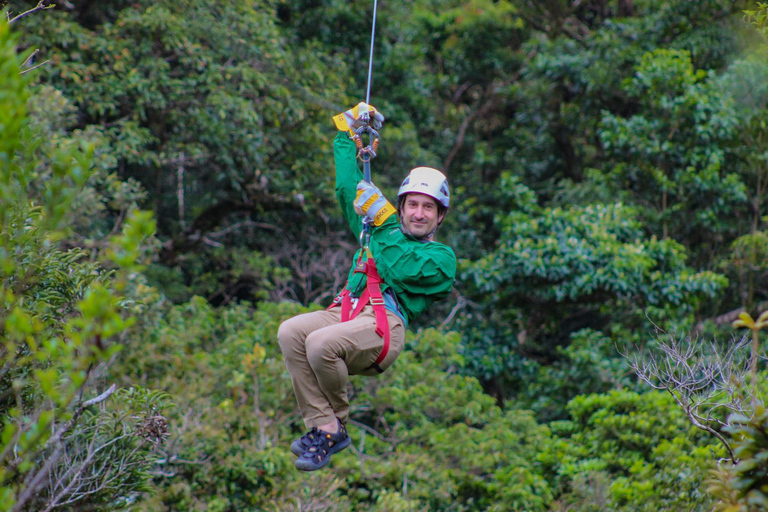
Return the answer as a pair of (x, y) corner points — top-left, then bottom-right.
(111, 298), (555, 511)
(0, 18), (161, 511)
(708, 401), (768, 511)
(542, 389), (722, 512)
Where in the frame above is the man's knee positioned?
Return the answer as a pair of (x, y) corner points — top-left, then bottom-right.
(277, 317), (302, 355)
(305, 331), (336, 368)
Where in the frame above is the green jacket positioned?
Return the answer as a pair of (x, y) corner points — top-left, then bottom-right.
(334, 132), (457, 326)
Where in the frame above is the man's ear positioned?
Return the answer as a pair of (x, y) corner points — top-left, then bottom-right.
(437, 210), (447, 225)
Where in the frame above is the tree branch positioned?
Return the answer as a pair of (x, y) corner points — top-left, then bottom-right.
(442, 95), (497, 174)
(7, 1), (54, 24)
(442, 288), (466, 327)
(696, 300), (768, 332)
(11, 385), (117, 512)
(19, 59), (50, 75)
(160, 192), (303, 264)
(348, 419), (396, 443)
(623, 330), (752, 464)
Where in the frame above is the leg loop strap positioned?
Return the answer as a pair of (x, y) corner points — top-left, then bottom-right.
(328, 253), (391, 370)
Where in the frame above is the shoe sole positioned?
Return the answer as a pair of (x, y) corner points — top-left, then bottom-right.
(295, 435), (351, 472)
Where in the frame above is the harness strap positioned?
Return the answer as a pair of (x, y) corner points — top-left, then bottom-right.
(329, 254), (390, 373)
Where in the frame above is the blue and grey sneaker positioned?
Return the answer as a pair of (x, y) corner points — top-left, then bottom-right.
(290, 427), (320, 457)
(294, 420), (350, 471)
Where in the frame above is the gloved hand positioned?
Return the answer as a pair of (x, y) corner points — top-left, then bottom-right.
(354, 180), (396, 227)
(333, 102), (385, 133)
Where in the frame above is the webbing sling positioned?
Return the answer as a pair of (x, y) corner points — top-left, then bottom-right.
(330, 253), (390, 374)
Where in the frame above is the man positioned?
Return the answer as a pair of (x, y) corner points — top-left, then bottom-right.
(278, 103), (456, 471)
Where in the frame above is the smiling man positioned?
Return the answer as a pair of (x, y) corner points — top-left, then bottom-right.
(397, 167), (449, 240)
(277, 103), (457, 471)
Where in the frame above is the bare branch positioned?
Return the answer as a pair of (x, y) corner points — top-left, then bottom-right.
(44, 431), (137, 512)
(205, 220), (280, 239)
(12, 385), (117, 512)
(81, 385), (117, 408)
(622, 329), (755, 464)
(441, 288), (466, 327)
(348, 419), (396, 443)
(20, 59), (50, 75)
(154, 454), (207, 466)
(7, 1), (54, 25)
(18, 47), (52, 77)
(443, 95), (497, 174)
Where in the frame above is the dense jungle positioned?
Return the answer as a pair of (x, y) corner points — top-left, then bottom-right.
(3, 0), (768, 510)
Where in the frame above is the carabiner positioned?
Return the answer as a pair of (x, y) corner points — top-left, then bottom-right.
(359, 217), (372, 248)
(354, 125), (379, 161)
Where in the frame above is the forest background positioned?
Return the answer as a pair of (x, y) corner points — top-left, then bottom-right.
(3, 0), (768, 510)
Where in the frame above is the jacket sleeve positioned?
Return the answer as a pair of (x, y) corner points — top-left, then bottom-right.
(334, 132), (364, 237)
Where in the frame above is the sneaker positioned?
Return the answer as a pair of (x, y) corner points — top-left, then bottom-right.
(294, 420), (350, 471)
(290, 427), (320, 457)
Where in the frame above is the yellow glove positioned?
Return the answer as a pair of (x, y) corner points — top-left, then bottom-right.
(333, 102), (385, 133)
(354, 181), (396, 227)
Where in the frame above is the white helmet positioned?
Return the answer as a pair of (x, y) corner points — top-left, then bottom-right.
(397, 167), (450, 208)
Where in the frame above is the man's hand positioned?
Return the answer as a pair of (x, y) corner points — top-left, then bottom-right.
(333, 102), (385, 133)
(354, 181), (396, 227)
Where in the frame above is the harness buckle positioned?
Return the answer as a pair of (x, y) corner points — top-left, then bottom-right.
(369, 298), (385, 306)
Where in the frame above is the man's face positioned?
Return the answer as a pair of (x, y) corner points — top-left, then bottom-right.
(400, 193), (445, 240)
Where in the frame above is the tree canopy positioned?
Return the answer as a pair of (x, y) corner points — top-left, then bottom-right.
(3, 0), (768, 509)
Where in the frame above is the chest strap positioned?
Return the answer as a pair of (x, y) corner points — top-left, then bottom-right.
(329, 255), (390, 373)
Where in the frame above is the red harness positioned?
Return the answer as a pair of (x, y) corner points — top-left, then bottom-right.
(330, 252), (390, 373)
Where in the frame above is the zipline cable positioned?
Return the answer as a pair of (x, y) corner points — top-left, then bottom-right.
(362, 0), (379, 184)
(365, 0), (378, 106)
(358, 0), (380, 247)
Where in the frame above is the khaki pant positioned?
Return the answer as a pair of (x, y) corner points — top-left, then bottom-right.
(278, 305), (405, 429)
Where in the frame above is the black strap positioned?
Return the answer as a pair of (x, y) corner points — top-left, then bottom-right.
(366, 362), (384, 374)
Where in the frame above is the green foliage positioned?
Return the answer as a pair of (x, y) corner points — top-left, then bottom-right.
(745, 3), (768, 35)
(23, 84), (149, 246)
(0, 15), (161, 510)
(710, 402), (768, 510)
(5, 0), (357, 304)
(543, 389), (722, 511)
(710, 52), (768, 313)
(522, 328), (639, 421)
(145, 246), (291, 305)
(112, 299), (555, 511)
(471, 200), (724, 307)
(723, 231), (768, 312)
(4, 0), (768, 509)
(346, 328), (553, 511)
(113, 299), (313, 510)
(19, 1), (344, 223)
(598, 49), (744, 253)
(461, 178), (725, 406)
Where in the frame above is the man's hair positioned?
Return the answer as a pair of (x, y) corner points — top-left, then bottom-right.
(437, 205), (447, 223)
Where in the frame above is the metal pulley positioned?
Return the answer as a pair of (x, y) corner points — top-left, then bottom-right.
(353, 125), (380, 162)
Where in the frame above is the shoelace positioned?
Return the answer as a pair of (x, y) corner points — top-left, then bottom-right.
(301, 427), (319, 443)
(307, 428), (345, 453)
